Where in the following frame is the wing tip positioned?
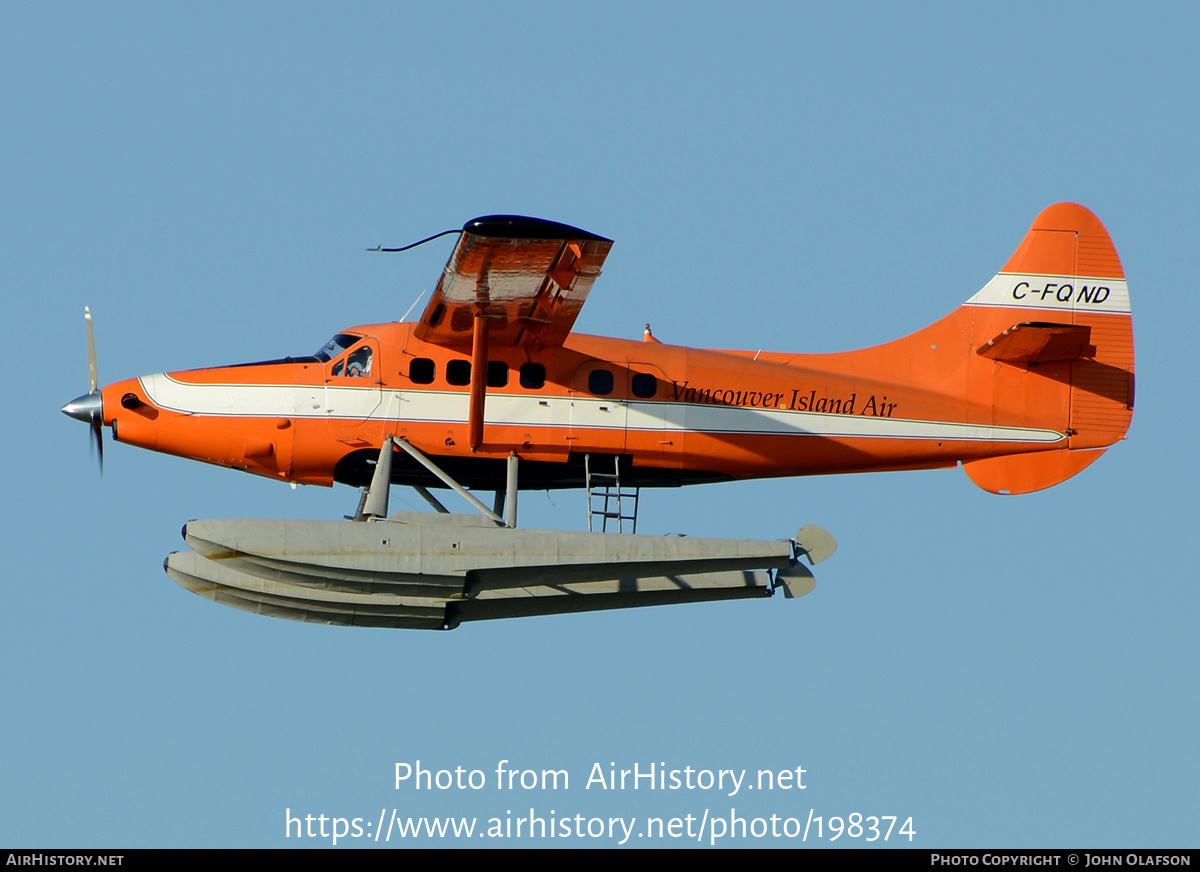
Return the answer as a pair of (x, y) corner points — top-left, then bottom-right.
(463, 215), (611, 243)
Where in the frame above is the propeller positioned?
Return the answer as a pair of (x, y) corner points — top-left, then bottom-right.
(61, 306), (105, 473)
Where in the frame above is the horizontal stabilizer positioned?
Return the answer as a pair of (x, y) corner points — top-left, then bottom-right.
(977, 322), (1095, 364)
(962, 448), (1106, 495)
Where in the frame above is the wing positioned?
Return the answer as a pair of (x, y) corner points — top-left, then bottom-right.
(414, 215), (613, 350)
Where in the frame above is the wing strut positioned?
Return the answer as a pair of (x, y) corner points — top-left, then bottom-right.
(468, 309), (489, 450)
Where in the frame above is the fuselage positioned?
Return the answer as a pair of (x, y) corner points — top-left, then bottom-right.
(97, 289), (1131, 492)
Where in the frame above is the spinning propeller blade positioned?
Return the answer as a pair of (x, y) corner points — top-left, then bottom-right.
(86, 307), (98, 394)
(62, 307), (105, 474)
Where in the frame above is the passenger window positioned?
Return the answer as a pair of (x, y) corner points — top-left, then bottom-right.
(520, 363), (546, 389)
(632, 373), (658, 398)
(410, 358), (435, 384)
(332, 359), (344, 377)
(487, 361), (509, 388)
(446, 360), (471, 386)
(588, 369), (614, 396)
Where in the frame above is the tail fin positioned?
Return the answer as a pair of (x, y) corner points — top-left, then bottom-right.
(961, 203), (1134, 494)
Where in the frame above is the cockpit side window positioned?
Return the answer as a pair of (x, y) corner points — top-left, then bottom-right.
(346, 346), (372, 378)
(314, 333), (362, 362)
(326, 339), (375, 380)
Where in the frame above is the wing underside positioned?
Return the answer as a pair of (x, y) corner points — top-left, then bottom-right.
(414, 215), (613, 350)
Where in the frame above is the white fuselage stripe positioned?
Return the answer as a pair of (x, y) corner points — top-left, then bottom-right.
(140, 374), (1064, 445)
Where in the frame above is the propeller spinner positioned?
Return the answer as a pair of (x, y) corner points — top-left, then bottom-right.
(61, 307), (105, 472)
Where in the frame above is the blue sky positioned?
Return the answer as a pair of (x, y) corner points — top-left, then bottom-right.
(3, 2), (1197, 847)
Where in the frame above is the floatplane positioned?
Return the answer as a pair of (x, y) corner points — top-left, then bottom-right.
(62, 203), (1133, 629)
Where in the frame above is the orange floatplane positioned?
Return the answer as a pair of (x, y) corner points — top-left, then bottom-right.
(62, 203), (1134, 629)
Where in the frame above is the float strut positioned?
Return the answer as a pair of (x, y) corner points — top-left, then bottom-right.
(361, 436), (394, 520)
(505, 452), (518, 528)
(393, 438), (504, 525)
(414, 485), (450, 514)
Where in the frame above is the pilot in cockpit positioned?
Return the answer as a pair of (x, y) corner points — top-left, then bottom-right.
(345, 346), (372, 378)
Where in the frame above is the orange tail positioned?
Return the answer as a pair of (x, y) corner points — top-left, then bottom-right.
(961, 203), (1134, 493)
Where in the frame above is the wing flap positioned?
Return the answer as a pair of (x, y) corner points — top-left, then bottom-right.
(414, 215), (613, 349)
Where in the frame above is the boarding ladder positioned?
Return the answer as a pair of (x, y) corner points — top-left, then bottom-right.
(585, 454), (639, 533)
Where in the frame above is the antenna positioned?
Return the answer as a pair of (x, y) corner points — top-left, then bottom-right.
(400, 291), (425, 323)
(366, 227), (459, 253)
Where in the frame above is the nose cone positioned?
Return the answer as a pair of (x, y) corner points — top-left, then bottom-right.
(62, 391), (103, 423)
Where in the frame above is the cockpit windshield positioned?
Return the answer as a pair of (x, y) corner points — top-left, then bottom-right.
(314, 333), (362, 362)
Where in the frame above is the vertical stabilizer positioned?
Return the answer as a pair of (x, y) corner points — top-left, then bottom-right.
(961, 203), (1134, 494)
